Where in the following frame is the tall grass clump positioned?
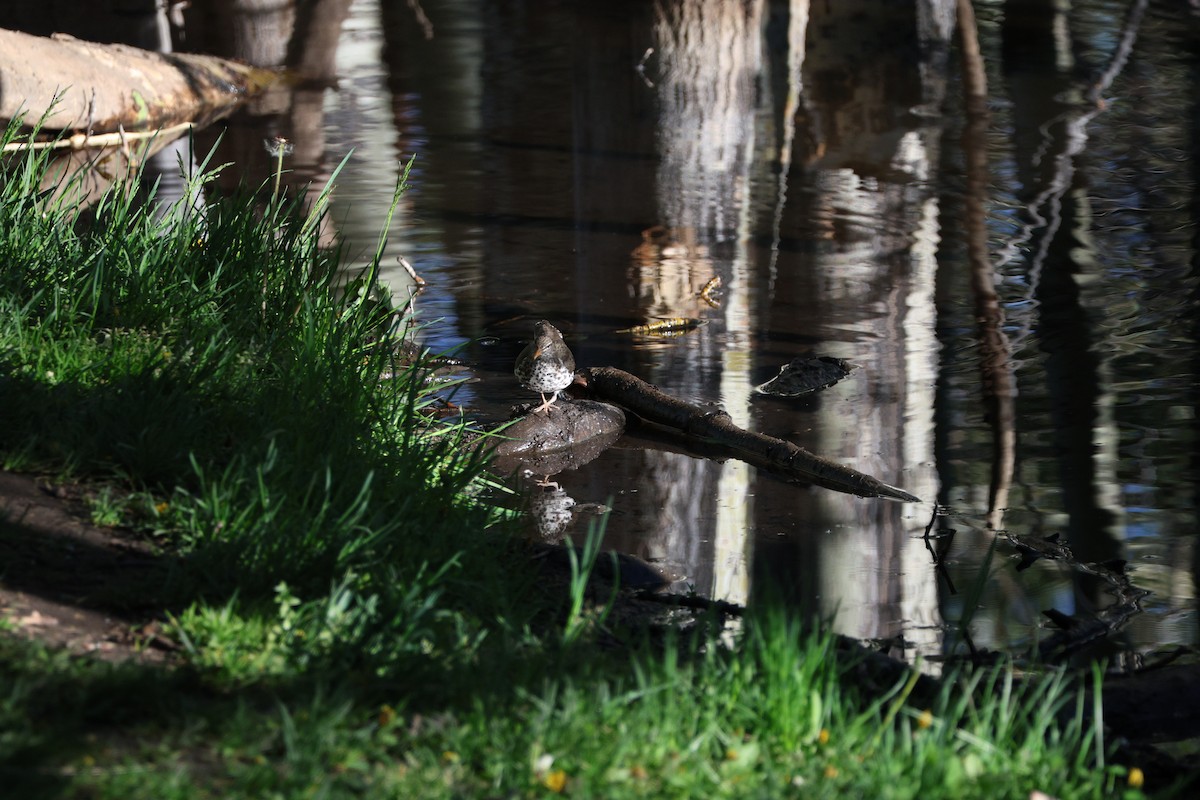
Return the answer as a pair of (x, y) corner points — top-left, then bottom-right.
(0, 121), (515, 683)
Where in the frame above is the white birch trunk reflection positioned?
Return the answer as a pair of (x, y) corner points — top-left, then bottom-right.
(752, 0), (950, 667)
(646, 0), (766, 604)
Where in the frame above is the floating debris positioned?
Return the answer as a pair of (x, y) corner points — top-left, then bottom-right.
(615, 318), (707, 336)
(635, 46), (656, 88)
(754, 356), (859, 397)
(698, 274), (722, 307)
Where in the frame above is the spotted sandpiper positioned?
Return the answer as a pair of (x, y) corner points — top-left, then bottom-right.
(514, 320), (576, 414)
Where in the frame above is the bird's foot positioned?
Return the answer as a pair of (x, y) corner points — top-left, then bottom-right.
(533, 393), (557, 414)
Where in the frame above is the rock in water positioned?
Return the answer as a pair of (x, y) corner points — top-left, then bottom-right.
(754, 356), (858, 397)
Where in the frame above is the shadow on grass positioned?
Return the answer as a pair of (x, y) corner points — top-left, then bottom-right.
(0, 534), (697, 796)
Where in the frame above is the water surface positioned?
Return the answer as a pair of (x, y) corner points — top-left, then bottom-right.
(316, 0), (1199, 669)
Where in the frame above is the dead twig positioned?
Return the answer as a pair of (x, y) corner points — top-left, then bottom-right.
(615, 318), (705, 336)
(698, 274), (721, 307)
(1, 122), (194, 154)
(398, 255), (427, 287)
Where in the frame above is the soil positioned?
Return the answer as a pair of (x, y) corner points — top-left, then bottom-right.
(0, 471), (177, 664)
(0, 467), (682, 666)
(0, 465), (681, 666)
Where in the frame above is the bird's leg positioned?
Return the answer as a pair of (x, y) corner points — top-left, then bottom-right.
(534, 391), (558, 414)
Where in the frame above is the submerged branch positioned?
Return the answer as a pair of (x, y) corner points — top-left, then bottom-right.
(1001, 529), (1151, 662)
(582, 366), (919, 502)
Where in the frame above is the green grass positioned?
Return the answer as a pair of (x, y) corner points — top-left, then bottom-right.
(0, 621), (1151, 799)
(0, 121), (1160, 798)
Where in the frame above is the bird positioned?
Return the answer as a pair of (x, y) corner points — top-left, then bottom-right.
(514, 320), (576, 414)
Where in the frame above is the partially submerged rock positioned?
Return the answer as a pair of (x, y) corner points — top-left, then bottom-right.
(754, 355), (859, 397)
(528, 541), (671, 593)
(489, 399), (626, 477)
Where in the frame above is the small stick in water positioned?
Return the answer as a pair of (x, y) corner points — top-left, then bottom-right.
(698, 275), (722, 307)
(616, 318), (706, 336)
(398, 255), (426, 286)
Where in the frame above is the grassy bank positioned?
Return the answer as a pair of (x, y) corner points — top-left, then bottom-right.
(0, 128), (1153, 798)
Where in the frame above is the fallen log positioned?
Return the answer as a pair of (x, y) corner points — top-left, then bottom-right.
(0, 27), (271, 137)
(581, 366), (920, 502)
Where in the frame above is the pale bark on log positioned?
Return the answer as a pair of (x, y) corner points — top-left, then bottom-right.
(582, 366), (920, 502)
(0, 27), (268, 135)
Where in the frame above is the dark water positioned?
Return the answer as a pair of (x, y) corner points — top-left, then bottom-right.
(18, 0), (1200, 670)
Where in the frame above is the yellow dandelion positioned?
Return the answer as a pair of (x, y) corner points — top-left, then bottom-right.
(917, 709), (933, 729)
(824, 764), (839, 779)
(818, 728), (830, 745)
(1128, 767), (1144, 788)
(154, 501), (170, 515)
(542, 769), (568, 793)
